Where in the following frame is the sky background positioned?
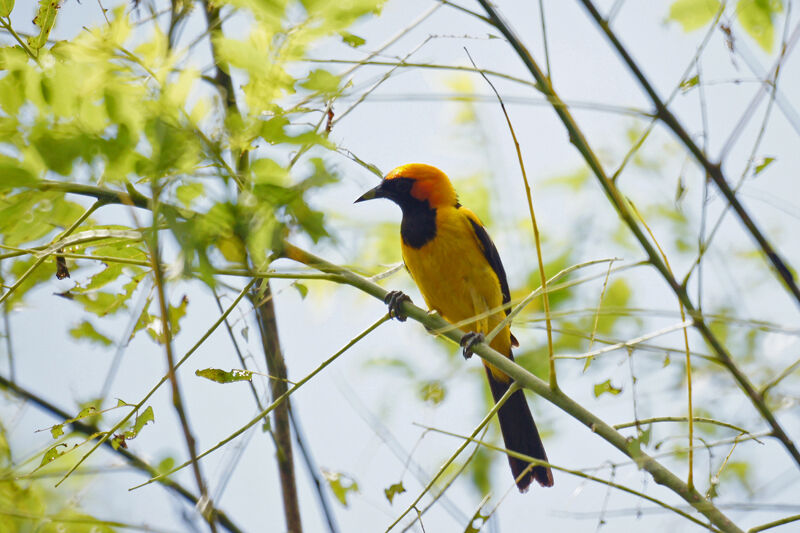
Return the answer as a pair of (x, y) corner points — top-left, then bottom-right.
(2, 0), (800, 532)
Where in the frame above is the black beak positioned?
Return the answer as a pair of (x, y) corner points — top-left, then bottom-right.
(354, 183), (384, 203)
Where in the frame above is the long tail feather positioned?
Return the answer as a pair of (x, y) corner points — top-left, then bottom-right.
(484, 366), (554, 491)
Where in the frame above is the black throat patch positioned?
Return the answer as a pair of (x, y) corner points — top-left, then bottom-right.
(400, 199), (437, 248)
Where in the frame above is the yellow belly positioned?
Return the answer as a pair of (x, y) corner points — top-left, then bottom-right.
(401, 207), (513, 361)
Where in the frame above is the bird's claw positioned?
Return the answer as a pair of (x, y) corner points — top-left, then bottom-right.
(460, 332), (485, 360)
(384, 290), (411, 321)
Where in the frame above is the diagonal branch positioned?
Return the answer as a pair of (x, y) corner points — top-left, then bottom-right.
(474, 0), (800, 471)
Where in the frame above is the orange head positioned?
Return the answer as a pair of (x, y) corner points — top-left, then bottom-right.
(355, 164), (458, 210)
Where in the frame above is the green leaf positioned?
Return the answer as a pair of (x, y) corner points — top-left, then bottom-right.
(668, 0), (720, 32)
(28, 0), (62, 51)
(340, 32), (366, 47)
(39, 443), (68, 467)
(383, 482), (405, 504)
(50, 424), (64, 439)
(112, 405), (155, 448)
(195, 368), (253, 384)
(168, 295), (189, 338)
(680, 74), (700, 92)
(0, 0), (14, 17)
(593, 379), (622, 397)
(129, 406), (154, 438)
(738, 0), (783, 52)
(322, 469), (358, 507)
(300, 69), (341, 95)
(156, 456), (176, 475)
(293, 282), (309, 299)
(175, 182), (205, 208)
(754, 156), (775, 175)
(69, 320), (114, 347)
(419, 380), (446, 405)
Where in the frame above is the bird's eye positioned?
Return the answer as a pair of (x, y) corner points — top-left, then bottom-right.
(392, 177), (413, 193)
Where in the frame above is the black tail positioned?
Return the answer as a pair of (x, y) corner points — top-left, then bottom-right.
(485, 366), (554, 491)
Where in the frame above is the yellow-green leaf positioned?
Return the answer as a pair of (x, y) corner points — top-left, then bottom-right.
(27, 0), (62, 51)
(300, 69), (340, 95)
(69, 320), (114, 346)
(593, 379), (622, 397)
(754, 156), (775, 175)
(195, 368), (253, 384)
(738, 0), (783, 52)
(669, 0), (721, 32)
(322, 469), (358, 507)
(384, 482), (405, 504)
(39, 444), (68, 467)
(419, 380), (446, 405)
(0, 0), (14, 18)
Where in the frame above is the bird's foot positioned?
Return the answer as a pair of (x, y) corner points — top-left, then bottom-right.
(384, 290), (411, 321)
(460, 331), (485, 360)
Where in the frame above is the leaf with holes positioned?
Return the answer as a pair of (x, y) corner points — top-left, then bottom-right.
(384, 482), (405, 504)
(593, 379), (622, 398)
(195, 368), (253, 384)
(322, 469), (358, 507)
(69, 320), (113, 347)
(27, 0), (62, 51)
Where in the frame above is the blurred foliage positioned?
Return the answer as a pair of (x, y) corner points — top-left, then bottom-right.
(0, 424), (115, 532)
(668, 0), (784, 52)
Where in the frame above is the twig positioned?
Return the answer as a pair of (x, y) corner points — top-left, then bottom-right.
(464, 48), (557, 388)
(148, 184), (215, 532)
(748, 513), (800, 533)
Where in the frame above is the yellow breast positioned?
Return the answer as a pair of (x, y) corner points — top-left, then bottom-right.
(401, 207), (512, 356)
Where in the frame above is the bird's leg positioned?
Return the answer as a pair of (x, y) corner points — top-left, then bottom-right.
(384, 290), (411, 321)
(460, 332), (485, 360)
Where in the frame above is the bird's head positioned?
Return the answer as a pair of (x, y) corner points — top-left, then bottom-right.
(355, 164), (458, 211)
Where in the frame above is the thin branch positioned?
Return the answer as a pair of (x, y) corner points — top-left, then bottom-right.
(613, 417), (754, 436)
(147, 184), (215, 531)
(464, 48), (556, 387)
(748, 513), (800, 533)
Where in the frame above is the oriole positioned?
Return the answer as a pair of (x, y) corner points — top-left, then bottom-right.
(356, 163), (553, 491)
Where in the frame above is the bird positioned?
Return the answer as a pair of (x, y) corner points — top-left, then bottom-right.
(355, 163), (553, 491)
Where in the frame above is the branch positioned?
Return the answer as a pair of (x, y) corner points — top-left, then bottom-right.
(281, 242), (743, 533)
(474, 0), (800, 471)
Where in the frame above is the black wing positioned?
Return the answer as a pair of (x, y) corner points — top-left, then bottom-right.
(466, 217), (511, 315)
